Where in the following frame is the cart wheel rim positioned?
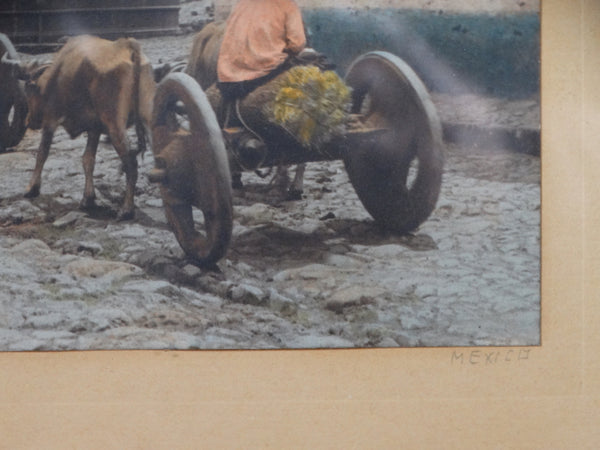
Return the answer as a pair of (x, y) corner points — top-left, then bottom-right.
(343, 51), (444, 233)
(152, 72), (233, 266)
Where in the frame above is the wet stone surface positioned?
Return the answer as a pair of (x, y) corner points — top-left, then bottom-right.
(0, 4), (540, 350)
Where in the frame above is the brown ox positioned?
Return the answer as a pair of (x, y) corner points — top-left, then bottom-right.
(2, 35), (155, 220)
(186, 21), (306, 200)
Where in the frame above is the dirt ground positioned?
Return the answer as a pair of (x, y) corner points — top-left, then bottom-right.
(0, 3), (540, 350)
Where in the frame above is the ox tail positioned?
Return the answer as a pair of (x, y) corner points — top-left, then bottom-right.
(129, 39), (146, 157)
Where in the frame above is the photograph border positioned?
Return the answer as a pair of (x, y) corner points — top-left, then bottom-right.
(1, 0), (598, 446)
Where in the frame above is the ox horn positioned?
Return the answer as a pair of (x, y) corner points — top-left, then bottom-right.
(1, 52), (51, 81)
(152, 62), (170, 83)
(153, 60), (187, 83)
(1, 51), (27, 79)
(29, 61), (51, 80)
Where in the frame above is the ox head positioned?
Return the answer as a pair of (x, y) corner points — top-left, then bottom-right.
(1, 52), (51, 130)
(153, 60), (187, 83)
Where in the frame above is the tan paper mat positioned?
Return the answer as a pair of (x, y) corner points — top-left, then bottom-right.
(1, 0), (598, 447)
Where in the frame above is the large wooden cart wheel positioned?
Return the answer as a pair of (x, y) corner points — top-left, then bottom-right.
(344, 51), (444, 233)
(151, 72), (233, 266)
(0, 83), (27, 151)
(0, 33), (27, 151)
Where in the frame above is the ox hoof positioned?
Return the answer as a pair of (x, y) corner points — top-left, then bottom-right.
(232, 176), (244, 190)
(79, 196), (97, 211)
(24, 185), (41, 198)
(285, 188), (303, 201)
(117, 209), (135, 221)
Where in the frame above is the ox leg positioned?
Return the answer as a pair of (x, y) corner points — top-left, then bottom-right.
(107, 126), (137, 220)
(24, 127), (54, 198)
(271, 164), (305, 200)
(80, 129), (100, 210)
(272, 164), (289, 193)
(120, 150), (138, 221)
(231, 171), (243, 190)
(287, 163), (305, 200)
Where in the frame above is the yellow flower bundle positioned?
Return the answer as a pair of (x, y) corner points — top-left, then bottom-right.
(266, 65), (352, 149)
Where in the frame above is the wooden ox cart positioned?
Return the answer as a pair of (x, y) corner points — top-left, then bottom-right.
(149, 50), (444, 267)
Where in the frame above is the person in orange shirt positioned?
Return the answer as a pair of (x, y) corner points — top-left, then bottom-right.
(216, 0), (307, 104)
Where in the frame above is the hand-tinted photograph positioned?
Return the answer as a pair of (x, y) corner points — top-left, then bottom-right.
(0, 0), (540, 350)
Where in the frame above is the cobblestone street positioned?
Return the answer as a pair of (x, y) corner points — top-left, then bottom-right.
(0, 2), (540, 350)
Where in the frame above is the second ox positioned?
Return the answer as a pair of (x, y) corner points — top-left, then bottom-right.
(2, 35), (155, 220)
(186, 21), (306, 200)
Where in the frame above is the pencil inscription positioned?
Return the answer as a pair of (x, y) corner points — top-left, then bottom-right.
(451, 349), (531, 365)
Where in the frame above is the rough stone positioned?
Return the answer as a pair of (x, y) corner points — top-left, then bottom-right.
(65, 258), (142, 280)
(325, 286), (385, 313)
(181, 264), (203, 280)
(235, 203), (277, 225)
(268, 288), (298, 317)
(52, 211), (86, 228)
(229, 283), (267, 306)
(0, 200), (45, 224)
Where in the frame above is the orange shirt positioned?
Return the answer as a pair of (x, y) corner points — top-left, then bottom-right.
(217, 0), (306, 83)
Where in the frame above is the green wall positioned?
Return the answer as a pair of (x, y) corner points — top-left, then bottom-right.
(304, 9), (540, 99)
